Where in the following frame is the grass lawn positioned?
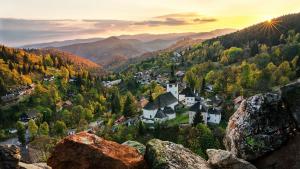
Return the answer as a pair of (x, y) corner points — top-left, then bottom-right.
(167, 113), (189, 126)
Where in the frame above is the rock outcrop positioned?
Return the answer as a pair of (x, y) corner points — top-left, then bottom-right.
(145, 139), (211, 169)
(206, 149), (256, 169)
(0, 144), (21, 169)
(252, 132), (300, 169)
(19, 162), (51, 169)
(47, 132), (147, 169)
(122, 140), (146, 155)
(224, 93), (295, 160)
(280, 79), (300, 128)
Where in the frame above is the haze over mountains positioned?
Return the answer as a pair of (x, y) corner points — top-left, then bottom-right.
(21, 28), (236, 66)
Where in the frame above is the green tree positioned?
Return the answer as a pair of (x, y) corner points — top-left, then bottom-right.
(16, 121), (26, 145)
(53, 120), (67, 136)
(123, 92), (138, 117)
(39, 122), (49, 136)
(192, 111), (204, 127)
(111, 89), (121, 113)
(28, 119), (38, 140)
(77, 119), (88, 132)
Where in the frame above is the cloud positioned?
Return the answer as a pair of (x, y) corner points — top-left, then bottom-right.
(0, 13), (218, 46)
(134, 12), (217, 27)
(155, 12), (200, 19)
(134, 18), (188, 26)
(193, 18), (217, 23)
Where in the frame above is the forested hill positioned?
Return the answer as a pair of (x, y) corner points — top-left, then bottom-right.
(26, 48), (100, 69)
(0, 45), (101, 95)
(208, 13), (300, 48)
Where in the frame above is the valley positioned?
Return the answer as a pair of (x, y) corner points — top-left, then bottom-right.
(0, 3), (300, 169)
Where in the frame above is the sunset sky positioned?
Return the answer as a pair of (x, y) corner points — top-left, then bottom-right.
(1, 0), (300, 46)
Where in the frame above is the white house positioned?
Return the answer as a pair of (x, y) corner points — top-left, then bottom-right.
(179, 87), (197, 107)
(142, 92), (178, 124)
(188, 101), (222, 125)
(167, 83), (179, 100)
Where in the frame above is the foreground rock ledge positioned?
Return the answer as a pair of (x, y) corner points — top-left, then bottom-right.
(224, 93), (295, 160)
(47, 132), (148, 169)
(207, 149), (257, 169)
(145, 139), (211, 169)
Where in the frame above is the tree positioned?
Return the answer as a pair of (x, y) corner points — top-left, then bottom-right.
(39, 122), (49, 136)
(28, 119), (38, 140)
(0, 77), (6, 96)
(111, 89), (121, 113)
(123, 92), (138, 117)
(138, 121), (145, 135)
(192, 111), (204, 127)
(16, 121), (26, 145)
(184, 71), (200, 90)
(53, 120), (67, 136)
(77, 119), (88, 132)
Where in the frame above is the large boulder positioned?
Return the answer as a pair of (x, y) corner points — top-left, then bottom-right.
(47, 132), (148, 169)
(0, 144), (21, 169)
(224, 93), (295, 160)
(145, 139), (211, 169)
(280, 79), (300, 128)
(122, 140), (146, 155)
(252, 132), (300, 169)
(206, 149), (256, 169)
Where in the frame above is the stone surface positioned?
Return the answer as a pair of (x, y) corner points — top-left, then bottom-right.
(206, 149), (256, 169)
(19, 162), (51, 169)
(280, 79), (300, 128)
(253, 132), (300, 169)
(122, 140), (146, 155)
(0, 144), (21, 169)
(145, 139), (211, 169)
(47, 132), (147, 169)
(224, 93), (295, 160)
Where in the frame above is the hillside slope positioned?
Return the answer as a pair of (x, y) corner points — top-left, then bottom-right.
(209, 13), (300, 48)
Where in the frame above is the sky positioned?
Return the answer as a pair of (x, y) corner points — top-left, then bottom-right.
(0, 0), (300, 46)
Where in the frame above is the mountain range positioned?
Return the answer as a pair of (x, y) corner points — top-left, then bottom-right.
(21, 29), (236, 67)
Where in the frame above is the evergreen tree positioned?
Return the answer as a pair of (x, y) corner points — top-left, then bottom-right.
(0, 77), (6, 95)
(193, 110), (204, 127)
(123, 92), (137, 117)
(16, 121), (26, 145)
(111, 89), (121, 113)
(8, 61), (14, 71)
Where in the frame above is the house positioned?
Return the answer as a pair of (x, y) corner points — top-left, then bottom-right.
(141, 92), (178, 123)
(166, 82), (179, 100)
(56, 100), (73, 111)
(188, 101), (222, 125)
(44, 75), (55, 82)
(179, 87), (197, 107)
(114, 116), (126, 125)
(175, 71), (185, 77)
(1, 93), (19, 103)
(20, 109), (38, 122)
(103, 79), (122, 88)
(67, 129), (76, 135)
(89, 120), (104, 129)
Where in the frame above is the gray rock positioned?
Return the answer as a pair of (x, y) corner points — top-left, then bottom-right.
(280, 79), (300, 128)
(19, 162), (51, 169)
(145, 139), (211, 169)
(206, 149), (257, 169)
(122, 140), (146, 155)
(253, 132), (300, 169)
(224, 93), (295, 160)
(0, 144), (21, 169)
